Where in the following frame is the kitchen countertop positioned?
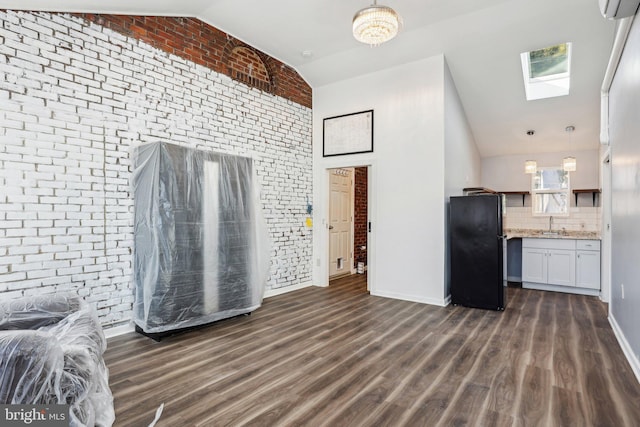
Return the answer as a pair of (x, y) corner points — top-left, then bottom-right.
(506, 228), (600, 240)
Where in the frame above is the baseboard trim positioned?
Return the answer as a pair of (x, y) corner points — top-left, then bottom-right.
(522, 282), (600, 296)
(371, 290), (449, 307)
(264, 281), (313, 298)
(104, 322), (135, 339)
(608, 313), (640, 384)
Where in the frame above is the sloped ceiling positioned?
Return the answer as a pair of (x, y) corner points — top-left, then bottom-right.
(1, 0), (616, 157)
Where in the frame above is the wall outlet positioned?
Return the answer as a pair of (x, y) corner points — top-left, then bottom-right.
(316, 258), (320, 267)
(621, 283), (625, 299)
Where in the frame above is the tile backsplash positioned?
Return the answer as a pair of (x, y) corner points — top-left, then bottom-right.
(505, 207), (601, 233)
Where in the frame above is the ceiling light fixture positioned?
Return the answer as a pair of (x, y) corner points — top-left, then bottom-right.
(352, 0), (402, 46)
(563, 125), (577, 172)
(524, 130), (537, 174)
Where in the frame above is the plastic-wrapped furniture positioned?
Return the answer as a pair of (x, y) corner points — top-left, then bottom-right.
(0, 295), (115, 427)
(132, 142), (269, 338)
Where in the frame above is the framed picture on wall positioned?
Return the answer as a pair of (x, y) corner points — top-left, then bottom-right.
(323, 109), (373, 157)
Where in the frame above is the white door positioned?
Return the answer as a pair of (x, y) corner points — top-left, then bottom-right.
(576, 250), (601, 289)
(522, 248), (547, 283)
(547, 249), (576, 287)
(329, 169), (353, 278)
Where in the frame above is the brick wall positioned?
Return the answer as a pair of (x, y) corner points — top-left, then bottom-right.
(0, 10), (313, 328)
(354, 167), (367, 267)
(74, 14), (311, 108)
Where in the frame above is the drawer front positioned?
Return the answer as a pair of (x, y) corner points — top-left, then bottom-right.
(522, 238), (576, 250)
(576, 240), (600, 251)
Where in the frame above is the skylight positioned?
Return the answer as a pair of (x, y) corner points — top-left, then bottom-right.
(520, 42), (572, 101)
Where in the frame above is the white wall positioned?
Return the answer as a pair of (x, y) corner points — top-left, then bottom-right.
(444, 61), (482, 295)
(481, 150), (600, 191)
(608, 13), (640, 380)
(312, 55), (451, 305)
(0, 11), (313, 328)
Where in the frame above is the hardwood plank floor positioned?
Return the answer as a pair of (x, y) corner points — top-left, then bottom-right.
(105, 275), (640, 426)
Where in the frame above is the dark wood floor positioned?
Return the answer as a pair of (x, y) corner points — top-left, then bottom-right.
(105, 275), (640, 426)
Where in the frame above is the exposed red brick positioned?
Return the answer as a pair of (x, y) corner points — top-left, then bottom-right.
(354, 167), (368, 268)
(70, 13), (311, 108)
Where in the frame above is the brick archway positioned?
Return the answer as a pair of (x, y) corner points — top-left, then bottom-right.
(223, 41), (277, 94)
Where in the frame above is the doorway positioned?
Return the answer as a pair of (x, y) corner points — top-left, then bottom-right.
(328, 168), (354, 278)
(328, 166), (369, 282)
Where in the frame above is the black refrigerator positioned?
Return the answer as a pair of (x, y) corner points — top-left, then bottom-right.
(449, 194), (506, 310)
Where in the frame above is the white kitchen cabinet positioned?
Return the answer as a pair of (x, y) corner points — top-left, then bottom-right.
(576, 240), (601, 290)
(547, 249), (576, 286)
(522, 243), (575, 286)
(522, 238), (599, 296)
(522, 248), (547, 283)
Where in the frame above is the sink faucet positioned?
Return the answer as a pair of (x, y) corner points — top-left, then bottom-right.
(549, 216), (553, 232)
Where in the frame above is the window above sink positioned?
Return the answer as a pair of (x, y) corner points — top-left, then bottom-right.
(531, 167), (570, 216)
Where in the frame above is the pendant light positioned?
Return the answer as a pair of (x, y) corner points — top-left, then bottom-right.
(563, 125), (577, 172)
(524, 130), (537, 174)
(352, 0), (402, 46)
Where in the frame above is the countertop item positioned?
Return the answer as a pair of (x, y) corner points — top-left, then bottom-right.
(506, 228), (600, 240)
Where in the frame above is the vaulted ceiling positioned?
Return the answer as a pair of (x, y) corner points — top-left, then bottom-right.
(2, 0), (616, 157)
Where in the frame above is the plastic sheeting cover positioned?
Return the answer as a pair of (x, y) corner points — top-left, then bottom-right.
(132, 142), (270, 334)
(0, 295), (115, 427)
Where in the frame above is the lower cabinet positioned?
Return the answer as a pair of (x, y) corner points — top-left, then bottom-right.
(576, 240), (601, 289)
(546, 249), (576, 286)
(522, 238), (600, 295)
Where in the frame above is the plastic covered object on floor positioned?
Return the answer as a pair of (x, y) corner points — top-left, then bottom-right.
(0, 295), (115, 427)
(132, 142), (271, 334)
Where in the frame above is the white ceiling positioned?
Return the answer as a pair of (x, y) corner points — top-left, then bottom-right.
(2, 0), (616, 157)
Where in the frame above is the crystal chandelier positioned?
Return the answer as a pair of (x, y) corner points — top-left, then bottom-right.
(353, 1), (402, 46)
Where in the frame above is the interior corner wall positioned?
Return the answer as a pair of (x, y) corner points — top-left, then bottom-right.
(312, 55), (447, 306)
(444, 60), (482, 297)
(0, 11), (312, 328)
(481, 150), (601, 192)
(608, 14), (640, 378)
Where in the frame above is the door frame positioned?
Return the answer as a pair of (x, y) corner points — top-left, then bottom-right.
(601, 150), (612, 303)
(315, 159), (376, 293)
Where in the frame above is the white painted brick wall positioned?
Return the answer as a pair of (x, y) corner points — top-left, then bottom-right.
(505, 206), (601, 232)
(0, 11), (313, 328)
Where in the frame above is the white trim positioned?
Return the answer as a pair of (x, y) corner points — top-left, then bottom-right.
(316, 159), (376, 295)
(601, 15), (635, 144)
(443, 294), (452, 306)
(522, 282), (600, 296)
(609, 314), (640, 384)
(602, 16), (636, 93)
(371, 289), (450, 307)
(350, 168), (356, 275)
(600, 150), (612, 303)
(104, 322), (135, 339)
(264, 281), (313, 298)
